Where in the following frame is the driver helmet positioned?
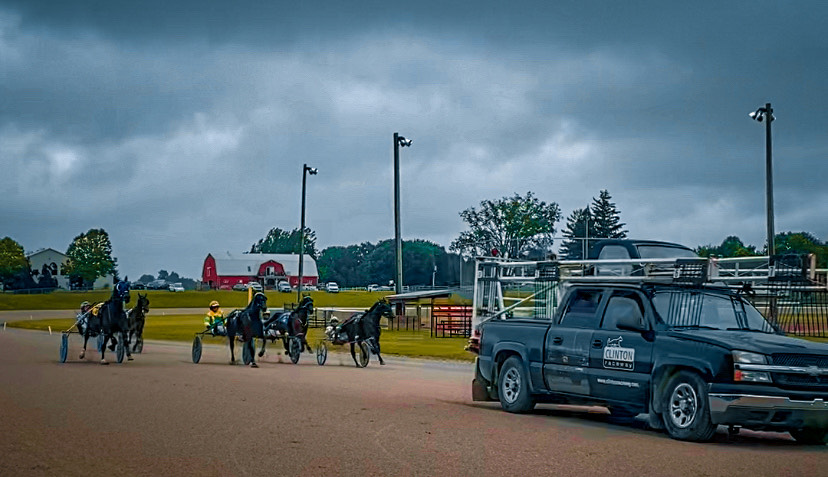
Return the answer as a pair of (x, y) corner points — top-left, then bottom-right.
(81, 301), (90, 308)
(209, 300), (220, 309)
(329, 316), (339, 326)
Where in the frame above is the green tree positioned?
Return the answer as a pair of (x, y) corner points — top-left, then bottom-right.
(64, 229), (117, 288)
(0, 237), (29, 290)
(317, 242), (374, 286)
(774, 232), (827, 268)
(450, 191), (561, 259)
(157, 270), (169, 281)
(318, 239), (457, 287)
(251, 227), (317, 259)
(137, 274), (155, 283)
(590, 190), (627, 241)
(559, 208), (594, 260)
(696, 236), (759, 258)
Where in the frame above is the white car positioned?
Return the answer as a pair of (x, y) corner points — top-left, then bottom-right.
(248, 282), (263, 292)
(277, 281), (291, 293)
(325, 282), (339, 293)
(367, 284), (379, 292)
(168, 283), (185, 292)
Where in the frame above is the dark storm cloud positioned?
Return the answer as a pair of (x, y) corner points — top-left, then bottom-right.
(1, 1), (826, 279)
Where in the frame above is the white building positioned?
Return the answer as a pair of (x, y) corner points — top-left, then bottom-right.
(26, 248), (114, 290)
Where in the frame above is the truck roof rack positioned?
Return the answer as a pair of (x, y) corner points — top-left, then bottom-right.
(472, 253), (825, 329)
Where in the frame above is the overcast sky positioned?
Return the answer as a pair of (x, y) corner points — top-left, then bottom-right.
(2, 1), (826, 280)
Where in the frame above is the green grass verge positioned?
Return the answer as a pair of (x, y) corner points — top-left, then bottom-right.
(6, 315), (475, 362)
(0, 289), (395, 311)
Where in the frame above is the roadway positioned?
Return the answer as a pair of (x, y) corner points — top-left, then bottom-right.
(0, 328), (825, 476)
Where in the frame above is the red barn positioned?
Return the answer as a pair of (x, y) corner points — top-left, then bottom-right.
(202, 252), (318, 290)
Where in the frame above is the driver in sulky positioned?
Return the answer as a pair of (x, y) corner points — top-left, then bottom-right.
(204, 300), (225, 335)
(326, 316), (345, 343)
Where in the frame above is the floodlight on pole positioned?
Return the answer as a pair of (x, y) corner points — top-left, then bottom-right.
(298, 163), (317, 302)
(393, 133), (411, 295)
(749, 103), (775, 257)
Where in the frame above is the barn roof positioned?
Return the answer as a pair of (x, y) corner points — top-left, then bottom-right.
(209, 252), (318, 277)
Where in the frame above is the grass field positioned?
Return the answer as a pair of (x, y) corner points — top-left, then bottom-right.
(0, 289), (394, 311)
(7, 315), (475, 361)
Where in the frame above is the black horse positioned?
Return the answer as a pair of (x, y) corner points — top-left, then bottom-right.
(264, 296), (314, 357)
(80, 280), (131, 364)
(224, 292), (268, 367)
(126, 293), (150, 353)
(337, 299), (394, 366)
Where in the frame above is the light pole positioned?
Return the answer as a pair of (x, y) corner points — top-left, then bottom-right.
(393, 133), (412, 295)
(749, 103), (775, 256)
(298, 163), (317, 302)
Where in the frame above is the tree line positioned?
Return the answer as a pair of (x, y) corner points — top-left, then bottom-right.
(3, 189), (825, 291)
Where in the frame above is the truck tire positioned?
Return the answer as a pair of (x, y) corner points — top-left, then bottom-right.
(661, 371), (717, 442)
(498, 356), (535, 413)
(789, 428), (828, 445)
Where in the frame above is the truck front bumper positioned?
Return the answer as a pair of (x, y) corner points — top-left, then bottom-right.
(709, 393), (828, 430)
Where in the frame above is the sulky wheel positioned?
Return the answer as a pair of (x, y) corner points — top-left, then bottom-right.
(59, 333), (69, 363)
(316, 340), (328, 366)
(289, 337), (301, 364)
(116, 340), (125, 363)
(242, 340), (253, 365)
(191, 336), (202, 364)
(356, 342), (370, 368)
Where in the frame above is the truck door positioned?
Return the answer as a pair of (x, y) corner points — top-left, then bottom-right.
(588, 290), (654, 405)
(543, 288), (605, 396)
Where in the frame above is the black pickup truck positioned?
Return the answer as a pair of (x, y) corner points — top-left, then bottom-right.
(472, 280), (828, 443)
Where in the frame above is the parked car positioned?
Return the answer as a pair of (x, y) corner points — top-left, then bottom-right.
(248, 282), (263, 292)
(131, 281), (146, 290)
(277, 281), (291, 293)
(325, 282), (340, 293)
(147, 280), (167, 290)
(168, 282), (185, 292)
(367, 284), (380, 292)
(232, 283), (247, 291)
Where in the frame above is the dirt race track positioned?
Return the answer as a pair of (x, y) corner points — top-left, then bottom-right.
(1, 328), (825, 476)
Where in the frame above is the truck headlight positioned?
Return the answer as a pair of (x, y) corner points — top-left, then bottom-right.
(732, 350), (771, 383)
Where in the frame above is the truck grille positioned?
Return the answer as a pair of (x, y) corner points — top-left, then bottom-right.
(771, 354), (828, 368)
(770, 353), (828, 390)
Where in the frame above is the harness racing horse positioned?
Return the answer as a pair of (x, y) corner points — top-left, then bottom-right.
(263, 296), (314, 362)
(126, 293), (150, 353)
(80, 280), (131, 364)
(224, 292), (268, 367)
(337, 299), (394, 366)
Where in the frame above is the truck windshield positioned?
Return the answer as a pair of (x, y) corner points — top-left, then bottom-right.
(652, 290), (775, 332)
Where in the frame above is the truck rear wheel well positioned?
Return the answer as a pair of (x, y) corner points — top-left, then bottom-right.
(492, 350), (522, 399)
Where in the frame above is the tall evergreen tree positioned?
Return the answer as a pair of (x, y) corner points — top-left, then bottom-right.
(559, 208), (594, 260)
(590, 190), (627, 241)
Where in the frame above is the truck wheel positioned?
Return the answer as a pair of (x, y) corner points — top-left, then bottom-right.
(498, 356), (535, 413)
(661, 371), (716, 442)
(790, 428), (828, 445)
